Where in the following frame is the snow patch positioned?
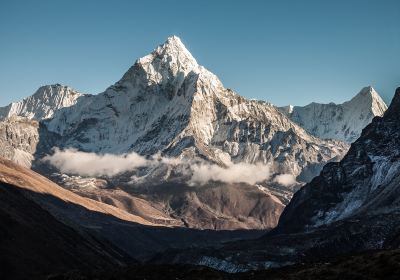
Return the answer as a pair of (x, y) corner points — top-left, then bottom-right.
(197, 256), (248, 273)
(369, 155), (400, 190)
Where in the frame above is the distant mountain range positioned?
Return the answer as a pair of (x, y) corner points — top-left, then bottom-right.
(279, 86), (387, 143)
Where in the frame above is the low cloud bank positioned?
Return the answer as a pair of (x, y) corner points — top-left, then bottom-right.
(190, 162), (271, 185)
(44, 148), (283, 186)
(273, 174), (296, 187)
(43, 148), (149, 177)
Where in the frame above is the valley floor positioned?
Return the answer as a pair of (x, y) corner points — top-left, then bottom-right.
(48, 249), (400, 280)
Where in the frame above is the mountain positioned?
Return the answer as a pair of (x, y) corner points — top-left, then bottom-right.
(279, 86), (387, 143)
(0, 36), (349, 230)
(36, 36), (348, 179)
(148, 87), (400, 271)
(0, 84), (86, 121)
(43, 37), (347, 176)
(37, 36), (350, 229)
(277, 87), (400, 233)
(1, 35), (398, 276)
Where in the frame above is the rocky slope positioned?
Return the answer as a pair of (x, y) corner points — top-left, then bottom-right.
(0, 157), (135, 280)
(279, 86), (387, 143)
(0, 157), (155, 225)
(0, 116), (39, 168)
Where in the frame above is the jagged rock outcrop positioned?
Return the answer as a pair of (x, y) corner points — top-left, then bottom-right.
(0, 117), (39, 168)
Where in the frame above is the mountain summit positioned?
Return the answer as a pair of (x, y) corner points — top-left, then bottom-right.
(117, 36), (200, 94)
(0, 84), (86, 121)
(279, 86), (387, 143)
(44, 35), (346, 175)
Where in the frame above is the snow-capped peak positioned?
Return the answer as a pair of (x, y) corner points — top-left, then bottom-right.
(147, 35), (198, 72)
(138, 35), (197, 64)
(161, 35), (196, 62)
(279, 86), (387, 143)
(115, 35), (200, 93)
(350, 86), (379, 104)
(349, 86), (387, 116)
(0, 84), (85, 121)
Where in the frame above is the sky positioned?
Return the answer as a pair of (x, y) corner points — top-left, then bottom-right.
(0, 0), (399, 107)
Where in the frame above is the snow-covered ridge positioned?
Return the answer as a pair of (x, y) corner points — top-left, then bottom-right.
(279, 86), (387, 143)
(0, 84), (86, 121)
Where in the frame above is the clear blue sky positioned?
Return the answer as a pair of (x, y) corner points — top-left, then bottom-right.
(0, 0), (399, 106)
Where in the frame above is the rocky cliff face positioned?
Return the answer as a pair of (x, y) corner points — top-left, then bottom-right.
(0, 117), (39, 168)
(279, 86), (387, 143)
(277, 87), (400, 233)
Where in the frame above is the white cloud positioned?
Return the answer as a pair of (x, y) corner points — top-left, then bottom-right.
(190, 162), (271, 185)
(273, 173), (296, 187)
(43, 148), (149, 177)
(44, 149), (274, 186)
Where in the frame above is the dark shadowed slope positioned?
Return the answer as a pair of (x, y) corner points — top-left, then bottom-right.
(0, 182), (128, 280)
(277, 87), (400, 234)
